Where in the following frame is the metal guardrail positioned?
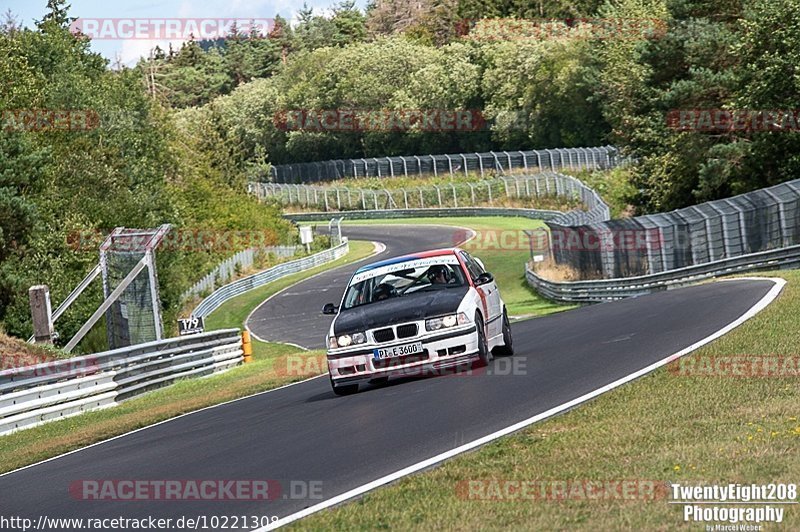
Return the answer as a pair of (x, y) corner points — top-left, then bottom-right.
(282, 200), (797, 302)
(269, 145), (622, 183)
(0, 329), (242, 435)
(181, 245), (300, 302)
(526, 244), (800, 303)
(191, 240), (350, 318)
(546, 178), (800, 279)
(264, 146), (799, 302)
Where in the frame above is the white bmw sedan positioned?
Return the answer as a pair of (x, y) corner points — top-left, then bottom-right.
(322, 247), (513, 395)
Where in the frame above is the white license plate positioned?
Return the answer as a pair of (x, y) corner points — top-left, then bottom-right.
(373, 342), (423, 359)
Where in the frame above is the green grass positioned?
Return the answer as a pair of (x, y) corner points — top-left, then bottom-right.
(345, 217), (576, 319)
(309, 169), (543, 190)
(0, 241), (376, 473)
(292, 271), (800, 530)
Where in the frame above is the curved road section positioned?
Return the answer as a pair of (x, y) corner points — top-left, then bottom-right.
(247, 225), (470, 348)
(0, 224), (782, 531)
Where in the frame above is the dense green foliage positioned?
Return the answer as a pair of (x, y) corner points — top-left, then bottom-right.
(0, 2), (292, 348)
(3, 0), (800, 345)
(144, 0), (800, 212)
(143, 0), (800, 213)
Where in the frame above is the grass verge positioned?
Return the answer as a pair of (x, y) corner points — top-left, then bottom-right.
(0, 241), (376, 474)
(291, 271), (800, 530)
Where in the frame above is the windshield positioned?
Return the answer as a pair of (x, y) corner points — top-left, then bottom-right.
(342, 256), (466, 310)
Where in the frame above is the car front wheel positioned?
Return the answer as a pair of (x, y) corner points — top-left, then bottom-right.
(474, 313), (492, 367)
(493, 309), (514, 357)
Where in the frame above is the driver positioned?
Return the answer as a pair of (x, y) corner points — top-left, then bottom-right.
(374, 283), (396, 300)
(427, 265), (451, 285)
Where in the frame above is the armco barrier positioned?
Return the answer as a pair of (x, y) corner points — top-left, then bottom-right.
(191, 240), (350, 318)
(526, 244), (800, 303)
(547, 178), (800, 279)
(0, 329), (242, 435)
(182, 245), (299, 303)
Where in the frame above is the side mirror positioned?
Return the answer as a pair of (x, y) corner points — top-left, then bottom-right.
(322, 303), (339, 315)
(475, 272), (494, 286)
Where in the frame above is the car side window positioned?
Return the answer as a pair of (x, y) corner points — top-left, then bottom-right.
(460, 251), (483, 280)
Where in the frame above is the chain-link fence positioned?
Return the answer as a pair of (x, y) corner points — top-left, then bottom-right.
(544, 179), (800, 279)
(100, 227), (169, 349)
(268, 146), (622, 183)
(249, 173), (608, 215)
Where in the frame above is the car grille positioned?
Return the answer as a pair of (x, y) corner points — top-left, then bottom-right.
(396, 323), (418, 339)
(373, 328), (395, 343)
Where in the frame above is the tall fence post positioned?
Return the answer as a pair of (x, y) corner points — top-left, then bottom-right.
(29, 285), (54, 344)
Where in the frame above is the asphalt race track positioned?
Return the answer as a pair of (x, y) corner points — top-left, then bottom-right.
(0, 224), (780, 531)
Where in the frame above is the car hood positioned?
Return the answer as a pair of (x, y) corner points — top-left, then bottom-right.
(333, 286), (468, 334)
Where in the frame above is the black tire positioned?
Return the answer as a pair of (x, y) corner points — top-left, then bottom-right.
(493, 309), (514, 357)
(474, 313), (492, 367)
(330, 375), (358, 396)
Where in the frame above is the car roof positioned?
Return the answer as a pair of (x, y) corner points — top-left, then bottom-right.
(354, 247), (462, 274)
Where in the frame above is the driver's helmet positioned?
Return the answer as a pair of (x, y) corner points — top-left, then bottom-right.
(426, 265), (451, 284)
(374, 282), (397, 300)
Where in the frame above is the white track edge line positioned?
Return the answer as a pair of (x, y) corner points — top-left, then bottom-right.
(257, 276), (786, 531)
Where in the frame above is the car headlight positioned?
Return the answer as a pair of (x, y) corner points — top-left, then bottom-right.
(331, 332), (367, 349)
(425, 312), (469, 331)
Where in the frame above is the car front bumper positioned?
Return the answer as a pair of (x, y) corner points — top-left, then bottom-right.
(327, 325), (479, 385)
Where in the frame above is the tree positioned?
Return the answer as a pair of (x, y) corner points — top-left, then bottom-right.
(481, 37), (610, 149)
(37, 0), (74, 30)
(332, 1), (367, 45)
(2, 9), (20, 35)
